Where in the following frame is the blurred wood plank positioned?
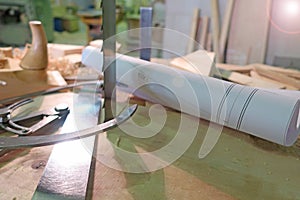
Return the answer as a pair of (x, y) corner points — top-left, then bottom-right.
(211, 0), (221, 62)
(253, 63), (300, 80)
(199, 16), (209, 50)
(219, 0), (235, 63)
(170, 50), (216, 76)
(206, 33), (213, 52)
(216, 63), (253, 73)
(254, 65), (300, 89)
(218, 68), (283, 89)
(227, 0), (272, 64)
(186, 8), (201, 54)
(250, 70), (287, 89)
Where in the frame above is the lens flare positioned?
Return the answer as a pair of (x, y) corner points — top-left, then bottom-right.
(285, 0), (300, 16)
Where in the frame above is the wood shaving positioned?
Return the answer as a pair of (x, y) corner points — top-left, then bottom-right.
(13, 48), (25, 60)
(0, 52), (5, 59)
(47, 57), (81, 77)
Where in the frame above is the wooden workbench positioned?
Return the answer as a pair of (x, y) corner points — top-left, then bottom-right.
(0, 87), (300, 199)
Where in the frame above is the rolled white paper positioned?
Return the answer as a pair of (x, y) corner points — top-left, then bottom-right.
(82, 46), (300, 146)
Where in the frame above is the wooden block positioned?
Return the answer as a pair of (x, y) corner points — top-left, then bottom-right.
(0, 47), (13, 58)
(170, 50), (216, 76)
(48, 43), (84, 59)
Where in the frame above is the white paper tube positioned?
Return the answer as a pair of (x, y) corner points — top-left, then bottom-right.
(82, 46), (300, 146)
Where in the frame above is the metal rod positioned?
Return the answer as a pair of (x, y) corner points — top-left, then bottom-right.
(103, 0), (116, 121)
(140, 7), (153, 61)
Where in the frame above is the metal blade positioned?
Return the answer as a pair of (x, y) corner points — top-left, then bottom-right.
(0, 104), (137, 149)
(29, 115), (59, 133)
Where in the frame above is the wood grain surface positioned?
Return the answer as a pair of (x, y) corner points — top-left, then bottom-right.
(0, 93), (300, 200)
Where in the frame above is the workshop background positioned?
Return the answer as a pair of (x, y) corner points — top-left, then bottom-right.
(1, 0), (300, 68)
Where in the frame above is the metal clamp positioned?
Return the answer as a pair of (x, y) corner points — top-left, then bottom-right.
(0, 98), (69, 135)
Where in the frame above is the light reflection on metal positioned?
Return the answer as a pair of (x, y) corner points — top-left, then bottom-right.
(32, 96), (101, 200)
(0, 80), (6, 86)
(0, 99), (69, 135)
(0, 104), (137, 149)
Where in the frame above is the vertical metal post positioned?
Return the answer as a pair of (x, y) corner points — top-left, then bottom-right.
(103, 0), (116, 121)
(140, 7), (153, 61)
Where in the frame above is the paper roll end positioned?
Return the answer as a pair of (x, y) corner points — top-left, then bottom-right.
(285, 100), (300, 146)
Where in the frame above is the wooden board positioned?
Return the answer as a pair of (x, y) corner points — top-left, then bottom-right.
(250, 70), (287, 89)
(170, 50), (216, 76)
(170, 51), (216, 75)
(216, 63), (253, 73)
(92, 102), (300, 200)
(1, 94), (300, 200)
(199, 16), (209, 50)
(211, 0), (221, 62)
(252, 63), (300, 79)
(206, 33), (212, 52)
(186, 8), (200, 54)
(254, 65), (300, 89)
(227, 0), (272, 65)
(217, 68), (283, 89)
(219, 0), (235, 63)
(0, 71), (50, 101)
